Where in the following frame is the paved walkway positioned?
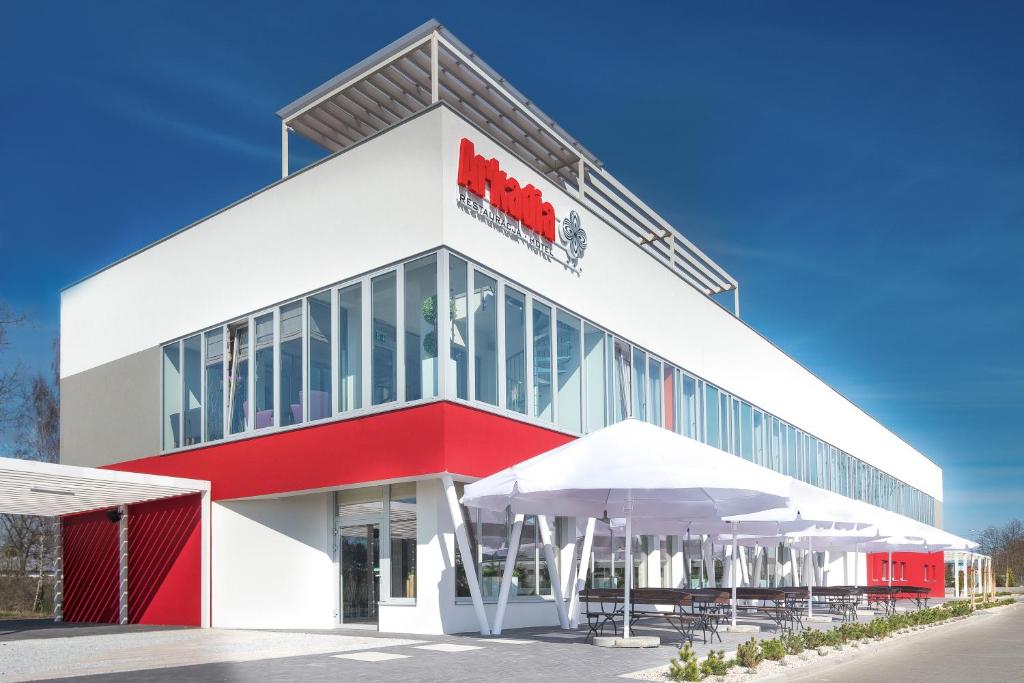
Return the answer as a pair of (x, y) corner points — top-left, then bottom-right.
(782, 603), (1024, 682)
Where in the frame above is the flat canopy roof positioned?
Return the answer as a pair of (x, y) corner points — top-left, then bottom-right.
(0, 457), (209, 517)
(278, 19), (739, 301)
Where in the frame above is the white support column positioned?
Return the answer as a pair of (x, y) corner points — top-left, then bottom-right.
(790, 546), (801, 586)
(118, 507), (128, 625)
(492, 514), (524, 636)
(822, 550), (830, 586)
(441, 474), (490, 636)
(671, 536), (685, 589)
(739, 546), (750, 587)
(200, 489), (211, 628)
(281, 121), (289, 179)
(538, 515), (569, 629)
(53, 521), (63, 623)
(568, 518), (595, 628)
(954, 553), (960, 597)
(430, 32), (439, 103)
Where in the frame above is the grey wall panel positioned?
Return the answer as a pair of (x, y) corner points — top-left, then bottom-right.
(60, 346), (159, 467)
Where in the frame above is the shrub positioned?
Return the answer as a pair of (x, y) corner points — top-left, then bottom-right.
(801, 629), (826, 649)
(823, 628), (843, 647)
(736, 637), (763, 670)
(838, 622), (866, 641)
(701, 650), (731, 677)
(867, 618), (890, 639)
(668, 643), (702, 682)
(761, 638), (786, 661)
(781, 632), (804, 655)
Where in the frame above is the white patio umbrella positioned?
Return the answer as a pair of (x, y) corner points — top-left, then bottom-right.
(461, 418), (795, 639)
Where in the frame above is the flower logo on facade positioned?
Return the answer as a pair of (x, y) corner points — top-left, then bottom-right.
(560, 210), (588, 263)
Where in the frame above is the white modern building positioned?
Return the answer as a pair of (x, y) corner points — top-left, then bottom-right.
(58, 19), (944, 633)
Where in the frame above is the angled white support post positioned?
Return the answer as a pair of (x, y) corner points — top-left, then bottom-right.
(752, 544), (764, 588)
(569, 518), (596, 628)
(441, 474), (490, 636)
(730, 522), (738, 627)
(822, 550), (830, 587)
(807, 537), (814, 619)
(492, 513), (524, 636)
(538, 515), (569, 629)
(702, 536), (716, 588)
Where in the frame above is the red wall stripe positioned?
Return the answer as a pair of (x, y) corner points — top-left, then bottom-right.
(127, 494), (202, 626)
(61, 509), (119, 623)
(867, 550), (946, 598)
(106, 402), (572, 500)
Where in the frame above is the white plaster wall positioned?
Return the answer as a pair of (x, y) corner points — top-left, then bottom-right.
(439, 110), (942, 501)
(61, 109), (444, 379)
(212, 493), (334, 629)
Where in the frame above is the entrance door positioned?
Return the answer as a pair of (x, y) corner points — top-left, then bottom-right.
(340, 523), (380, 624)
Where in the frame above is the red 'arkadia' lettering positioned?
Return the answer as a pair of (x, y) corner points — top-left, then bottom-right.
(457, 137), (555, 241)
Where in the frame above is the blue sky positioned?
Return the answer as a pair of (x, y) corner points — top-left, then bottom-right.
(1, 1), (1020, 538)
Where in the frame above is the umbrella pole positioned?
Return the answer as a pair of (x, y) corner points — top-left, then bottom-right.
(731, 522), (738, 628)
(624, 492), (633, 639)
(807, 536), (814, 620)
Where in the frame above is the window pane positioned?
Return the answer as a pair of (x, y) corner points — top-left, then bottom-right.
(182, 335), (202, 447)
(631, 348), (647, 420)
(307, 290), (332, 421)
(473, 271), (498, 405)
(719, 392), (731, 455)
(227, 324), (248, 434)
(704, 384), (720, 449)
(204, 329), (224, 442)
(338, 283), (362, 412)
(253, 312), (274, 429)
(753, 409), (765, 466)
(448, 256), (469, 400)
(532, 301), (552, 421)
(279, 301), (303, 427)
(583, 324), (606, 431)
(504, 288), (527, 413)
(161, 342), (181, 450)
(516, 515), (552, 596)
(371, 271), (397, 405)
(787, 424), (798, 477)
(740, 402), (753, 461)
(404, 254), (438, 401)
(389, 482), (417, 599)
(556, 311), (582, 433)
(611, 339), (631, 423)
(648, 358), (662, 426)
(664, 366), (676, 432)
(682, 374), (698, 439)
(478, 508), (510, 599)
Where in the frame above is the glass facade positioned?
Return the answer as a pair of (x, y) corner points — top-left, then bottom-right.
(160, 249), (935, 525)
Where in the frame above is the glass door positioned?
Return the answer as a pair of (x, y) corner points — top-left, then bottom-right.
(340, 523), (381, 624)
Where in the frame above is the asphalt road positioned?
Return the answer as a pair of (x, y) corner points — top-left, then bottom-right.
(782, 602), (1024, 682)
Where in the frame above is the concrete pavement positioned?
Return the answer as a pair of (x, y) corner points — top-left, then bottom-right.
(781, 603), (1024, 682)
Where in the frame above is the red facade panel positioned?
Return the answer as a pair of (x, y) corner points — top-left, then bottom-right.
(867, 550), (945, 598)
(127, 494), (202, 626)
(107, 402), (572, 500)
(61, 509), (119, 623)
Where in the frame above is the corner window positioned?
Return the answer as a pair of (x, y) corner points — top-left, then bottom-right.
(253, 312), (275, 429)
(338, 283), (362, 412)
(532, 301), (552, 421)
(161, 342), (181, 450)
(473, 270), (498, 406)
(279, 301), (303, 427)
(504, 288), (527, 414)
(371, 271), (397, 406)
(449, 256), (469, 401)
(404, 254), (438, 402)
(204, 329), (224, 442)
(307, 290), (332, 421)
(556, 311), (582, 433)
(389, 483), (417, 599)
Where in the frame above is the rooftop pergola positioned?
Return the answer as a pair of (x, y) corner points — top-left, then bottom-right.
(277, 19), (740, 311)
(0, 457), (211, 627)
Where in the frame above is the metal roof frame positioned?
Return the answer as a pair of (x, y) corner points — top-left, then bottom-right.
(0, 457), (209, 517)
(278, 19), (740, 307)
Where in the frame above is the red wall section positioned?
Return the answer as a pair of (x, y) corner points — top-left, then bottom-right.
(867, 550), (945, 598)
(61, 509), (119, 623)
(106, 402), (573, 500)
(127, 494), (201, 626)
